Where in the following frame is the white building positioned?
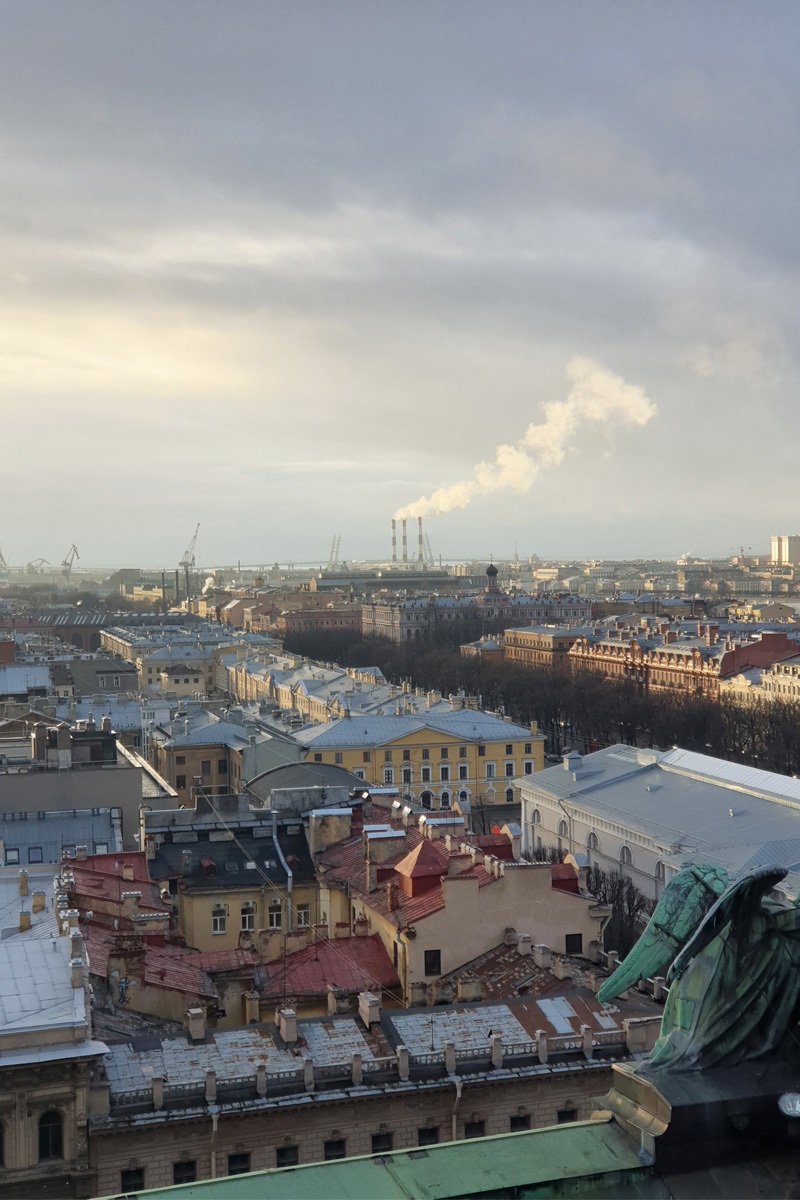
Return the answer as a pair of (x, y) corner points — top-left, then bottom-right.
(518, 745), (800, 901)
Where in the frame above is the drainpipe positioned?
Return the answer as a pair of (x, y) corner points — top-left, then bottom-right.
(209, 1110), (219, 1177)
(450, 1076), (463, 1142)
(272, 811), (293, 930)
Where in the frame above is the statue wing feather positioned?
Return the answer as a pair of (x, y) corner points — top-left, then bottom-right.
(668, 865), (786, 981)
(596, 863), (728, 1004)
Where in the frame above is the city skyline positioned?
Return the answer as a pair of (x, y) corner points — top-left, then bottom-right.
(2, 2), (798, 563)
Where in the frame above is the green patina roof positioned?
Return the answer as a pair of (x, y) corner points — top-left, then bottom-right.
(101, 1118), (650, 1200)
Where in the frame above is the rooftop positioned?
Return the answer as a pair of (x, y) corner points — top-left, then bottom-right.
(257, 933), (399, 1001)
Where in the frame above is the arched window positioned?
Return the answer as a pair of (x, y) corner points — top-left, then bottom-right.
(459, 790), (469, 803)
(440, 791), (451, 808)
(557, 819), (568, 855)
(531, 808), (541, 825)
(587, 832), (599, 853)
(420, 791), (433, 810)
(620, 845), (633, 868)
(39, 1110), (63, 1161)
(240, 902), (255, 932)
(505, 788), (514, 803)
(655, 861), (666, 883)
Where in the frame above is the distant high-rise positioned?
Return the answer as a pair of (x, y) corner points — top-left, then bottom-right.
(770, 535), (800, 566)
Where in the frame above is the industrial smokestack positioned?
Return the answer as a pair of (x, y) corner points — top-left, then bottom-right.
(391, 519), (397, 565)
(417, 516), (424, 564)
(402, 519), (408, 563)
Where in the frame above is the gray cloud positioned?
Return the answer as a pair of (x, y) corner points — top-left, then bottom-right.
(0, 0), (798, 564)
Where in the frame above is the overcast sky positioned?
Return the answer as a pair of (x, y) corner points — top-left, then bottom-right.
(2, 1), (798, 568)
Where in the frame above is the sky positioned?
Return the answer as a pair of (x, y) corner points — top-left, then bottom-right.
(1, 1), (798, 568)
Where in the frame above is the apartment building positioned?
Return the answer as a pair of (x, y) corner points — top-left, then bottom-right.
(300, 709), (544, 810)
(503, 625), (592, 670)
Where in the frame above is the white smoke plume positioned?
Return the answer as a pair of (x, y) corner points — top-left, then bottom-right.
(202, 574), (216, 594)
(394, 357), (656, 520)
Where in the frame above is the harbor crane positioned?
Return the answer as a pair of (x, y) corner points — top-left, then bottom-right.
(26, 558), (50, 575)
(180, 523), (200, 600)
(61, 544), (79, 581)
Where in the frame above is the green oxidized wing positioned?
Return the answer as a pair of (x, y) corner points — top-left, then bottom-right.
(596, 863), (728, 1004)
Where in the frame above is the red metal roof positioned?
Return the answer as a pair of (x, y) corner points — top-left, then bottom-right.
(551, 863), (580, 894)
(259, 934), (398, 1000)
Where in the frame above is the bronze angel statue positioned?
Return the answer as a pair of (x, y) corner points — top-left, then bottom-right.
(597, 863), (800, 1072)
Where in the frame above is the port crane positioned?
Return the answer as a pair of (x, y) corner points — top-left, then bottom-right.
(180, 523), (200, 600)
(61, 544), (79, 581)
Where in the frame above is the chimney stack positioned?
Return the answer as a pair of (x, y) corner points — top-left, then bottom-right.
(401, 519), (408, 563)
(418, 516), (424, 564)
(391, 519), (397, 565)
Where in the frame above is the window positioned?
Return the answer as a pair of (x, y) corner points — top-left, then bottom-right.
(505, 744), (513, 755)
(587, 832), (599, 852)
(228, 1152), (251, 1175)
(324, 1139), (346, 1160)
(424, 949), (441, 976)
(371, 1132), (393, 1154)
(176, 755), (186, 765)
(440, 765), (449, 781)
(201, 760), (211, 776)
(524, 742), (532, 754)
(510, 1114), (531, 1132)
(402, 749), (411, 761)
(531, 808), (541, 824)
(478, 745), (485, 757)
(565, 933), (583, 955)
(523, 761), (533, 775)
(505, 762), (515, 777)
(296, 904), (311, 928)
(94, 842), (109, 855)
(120, 1168), (145, 1191)
(39, 1110), (63, 1161)
(440, 747), (449, 759)
(464, 1120), (485, 1139)
(241, 902), (256, 932)
(268, 904), (282, 929)
(485, 763), (495, 779)
(418, 1126), (439, 1146)
(176, 775), (186, 790)
(276, 1145), (299, 1168)
(420, 791), (433, 809)
(354, 768), (365, 780)
(655, 861), (666, 883)
(421, 748), (430, 760)
(620, 845), (633, 867)
(383, 768), (394, 785)
(459, 746), (467, 758)
(314, 753), (322, 762)
(28, 846), (43, 864)
(217, 759), (228, 775)
(557, 1106), (577, 1124)
(334, 752), (343, 764)
(113, 676), (121, 688)
(459, 790), (468, 802)
(173, 1160), (197, 1185)
(402, 768), (412, 784)
(458, 763), (468, 780)
(440, 792), (451, 808)
(5, 849), (19, 866)
(363, 751), (371, 763)
(212, 904), (227, 934)
(421, 766), (431, 782)
(384, 750), (392, 762)
(505, 788), (514, 803)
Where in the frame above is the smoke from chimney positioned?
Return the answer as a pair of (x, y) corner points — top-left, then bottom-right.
(393, 358), (656, 520)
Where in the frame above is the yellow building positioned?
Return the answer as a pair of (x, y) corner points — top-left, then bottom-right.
(301, 711), (544, 810)
(144, 800), (321, 966)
